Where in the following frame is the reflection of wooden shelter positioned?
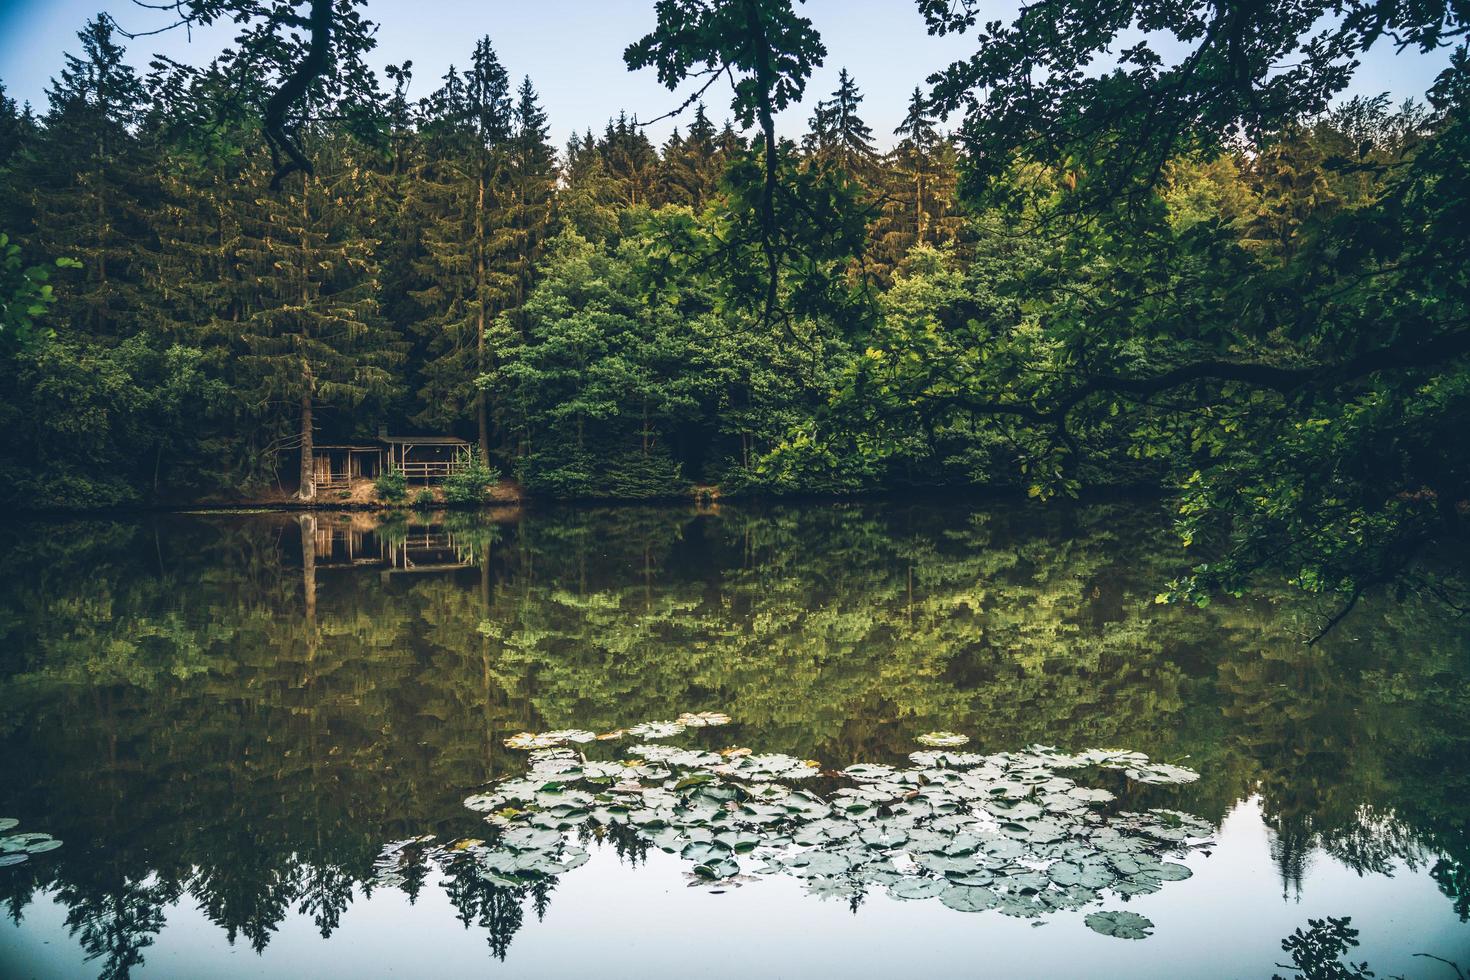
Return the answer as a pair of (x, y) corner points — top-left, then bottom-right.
(312, 522), (385, 566)
(383, 526), (474, 574)
(312, 445), (383, 490)
(309, 431), (472, 487)
(308, 515), (474, 575)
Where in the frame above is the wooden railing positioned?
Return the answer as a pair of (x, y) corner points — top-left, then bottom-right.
(400, 460), (467, 481)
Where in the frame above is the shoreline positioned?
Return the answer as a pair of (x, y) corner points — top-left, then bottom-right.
(0, 482), (1172, 520)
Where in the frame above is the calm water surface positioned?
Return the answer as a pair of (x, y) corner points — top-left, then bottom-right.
(0, 501), (1466, 978)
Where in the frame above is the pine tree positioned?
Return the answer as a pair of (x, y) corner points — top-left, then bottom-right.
(408, 38), (514, 463)
(501, 76), (558, 334)
(19, 14), (155, 340)
(235, 135), (403, 499)
(871, 86), (962, 280)
(598, 112), (659, 206)
(0, 81), (39, 232)
(803, 69), (878, 184)
(560, 128), (621, 242)
(657, 103), (724, 209)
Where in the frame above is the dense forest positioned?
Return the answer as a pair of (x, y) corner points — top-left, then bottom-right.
(0, 0), (1466, 616)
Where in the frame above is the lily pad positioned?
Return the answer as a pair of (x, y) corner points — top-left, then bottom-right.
(0, 833), (60, 855)
(677, 711), (732, 728)
(627, 720), (686, 739)
(1084, 910), (1155, 940)
(917, 731), (971, 748)
(939, 884), (999, 912)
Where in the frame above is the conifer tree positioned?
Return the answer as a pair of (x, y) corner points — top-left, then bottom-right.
(871, 86), (962, 280)
(20, 15), (155, 340)
(804, 68), (878, 185)
(408, 38), (514, 462)
(598, 112), (659, 206)
(235, 135), (402, 499)
(501, 76), (558, 334)
(657, 103), (723, 208)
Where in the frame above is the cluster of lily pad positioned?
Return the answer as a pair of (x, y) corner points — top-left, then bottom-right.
(0, 817), (62, 868)
(375, 718), (1211, 938)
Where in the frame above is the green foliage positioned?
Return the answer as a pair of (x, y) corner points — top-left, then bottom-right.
(411, 488), (436, 510)
(0, 232), (76, 351)
(374, 467), (407, 503)
(442, 455), (500, 504)
(0, 3), (1463, 633)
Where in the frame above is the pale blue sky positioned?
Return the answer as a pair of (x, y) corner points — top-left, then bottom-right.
(0, 0), (1453, 151)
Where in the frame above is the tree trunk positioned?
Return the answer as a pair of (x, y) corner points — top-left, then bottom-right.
(476, 173), (492, 467)
(298, 392), (315, 500)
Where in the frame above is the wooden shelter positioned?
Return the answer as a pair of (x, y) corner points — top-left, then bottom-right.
(311, 445), (382, 490)
(379, 434), (473, 482)
(309, 431), (472, 488)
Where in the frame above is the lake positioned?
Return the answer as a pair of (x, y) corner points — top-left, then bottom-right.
(0, 501), (1466, 978)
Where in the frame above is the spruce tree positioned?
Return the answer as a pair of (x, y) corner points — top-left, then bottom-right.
(871, 86), (962, 280)
(657, 103), (723, 209)
(408, 38), (514, 463)
(501, 76), (558, 335)
(235, 135), (403, 499)
(21, 15), (155, 340)
(598, 112), (659, 206)
(804, 68), (878, 184)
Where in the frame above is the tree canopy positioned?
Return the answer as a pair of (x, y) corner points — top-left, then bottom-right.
(0, 1), (1464, 632)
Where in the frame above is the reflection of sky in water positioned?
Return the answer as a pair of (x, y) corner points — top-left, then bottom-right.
(1, 503), (1468, 976)
(3, 798), (1465, 978)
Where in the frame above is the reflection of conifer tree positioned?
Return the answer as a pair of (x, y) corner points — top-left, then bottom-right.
(528, 876), (556, 921)
(400, 849), (432, 906)
(297, 862), (354, 938)
(479, 883), (526, 961)
(57, 875), (179, 980)
(600, 821), (651, 867)
(1269, 822), (1313, 901)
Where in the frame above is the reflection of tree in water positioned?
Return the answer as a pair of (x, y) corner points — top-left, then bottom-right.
(55, 875), (179, 980)
(438, 854), (538, 960)
(0, 502), (1465, 973)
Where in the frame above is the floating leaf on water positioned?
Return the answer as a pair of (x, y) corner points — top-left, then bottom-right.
(1084, 910), (1155, 940)
(887, 876), (948, 901)
(693, 857), (740, 879)
(0, 818), (17, 833)
(917, 732), (971, 748)
(676, 711), (732, 728)
(0, 854), (28, 868)
(1123, 763), (1200, 785)
(627, 721), (686, 739)
(0, 833), (60, 855)
(504, 730), (597, 750)
(448, 728), (1215, 933)
(939, 884), (999, 913)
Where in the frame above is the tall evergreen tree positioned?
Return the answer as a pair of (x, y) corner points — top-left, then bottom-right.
(501, 76), (558, 335)
(657, 103), (723, 208)
(235, 136), (403, 499)
(408, 38), (514, 463)
(598, 112), (659, 206)
(20, 15), (154, 339)
(804, 68), (878, 184)
(871, 86), (962, 280)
